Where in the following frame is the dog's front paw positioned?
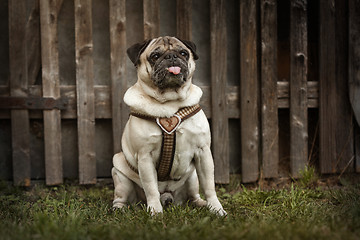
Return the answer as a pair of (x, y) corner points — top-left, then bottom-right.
(191, 197), (207, 207)
(147, 201), (163, 215)
(113, 198), (126, 210)
(211, 207), (227, 217)
(207, 197), (227, 216)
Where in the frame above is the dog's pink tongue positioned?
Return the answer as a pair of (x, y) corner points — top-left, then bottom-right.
(168, 66), (181, 75)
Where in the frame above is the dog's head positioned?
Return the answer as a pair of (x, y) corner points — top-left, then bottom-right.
(127, 36), (199, 91)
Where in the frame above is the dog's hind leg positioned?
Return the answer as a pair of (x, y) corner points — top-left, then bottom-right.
(186, 170), (207, 207)
(112, 166), (136, 209)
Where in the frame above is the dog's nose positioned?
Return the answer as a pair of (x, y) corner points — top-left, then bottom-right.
(165, 53), (178, 61)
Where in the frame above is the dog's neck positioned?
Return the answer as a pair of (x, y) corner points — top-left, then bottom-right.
(123, 82), (203, 118)
(138, 80), (191, 103)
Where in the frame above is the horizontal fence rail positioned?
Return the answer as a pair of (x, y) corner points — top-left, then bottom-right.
(0, 0), (359, 186)
(0, 82), (320, 119)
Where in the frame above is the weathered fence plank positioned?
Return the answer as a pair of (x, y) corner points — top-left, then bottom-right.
(335, 0), (354, 174)
(26, 0), (41, 85)
(356, 126), (360, 173)
(9, 0), (31, 186)
(349, 0), (360, 172)
(277, 81), (318, 108)
(240, 0), (259, 183)
(319, 0), (337, 174)
(40, 0), (64, 185)
(143, 0), (159, 39)
(349, 0), (360, 126)
(109, 0), (127, 154)
(290, 0), (308, 178)
(210, 0), (229, 184)
(176, 0), (192, 40)
(75, 0), (96, 184)
(349, 0), (360, 173)
(260, 0), (278, 178)
(319, 0), (354, 173)
(0, 82), (320, 120)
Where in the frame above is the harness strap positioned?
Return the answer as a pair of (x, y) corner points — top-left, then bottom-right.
(128, 104), (201, 181)
(157, 131), (176, 181)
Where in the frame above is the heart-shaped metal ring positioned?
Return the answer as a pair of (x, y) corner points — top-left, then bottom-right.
(156, 115), (182, 134)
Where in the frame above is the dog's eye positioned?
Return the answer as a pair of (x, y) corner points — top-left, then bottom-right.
(180, 50), (188, 58)
(150, 53), (160, 61)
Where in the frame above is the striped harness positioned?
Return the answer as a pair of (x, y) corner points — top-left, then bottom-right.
(128, 104), (201, 181)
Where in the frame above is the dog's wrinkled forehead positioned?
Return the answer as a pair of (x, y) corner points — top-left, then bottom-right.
(147, 37), (186, 53)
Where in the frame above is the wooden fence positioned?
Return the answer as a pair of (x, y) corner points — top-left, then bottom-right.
(0, 0), (359, 186)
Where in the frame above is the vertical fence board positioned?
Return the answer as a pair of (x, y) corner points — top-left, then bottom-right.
(290, 0), (308, 177)
(26, 0), (41, 85)
(335, 0), (354, 173)
(9, 0), (31, 186)
(40, 0), (64, 185)
(109, 0), (127, 154)
(75, 0), (96, 184)
(356, 126), (360, 173)
(176, 0), (192, 40)
(334, 0), (354, 173)
(349, 0), (360, 126)
(210, 0), (229, 184)
(349, 0), (360, 173)
(143, 0), (159, 39)
(240, 0), (259, 183)
(320, 0), (354, 174)
(260, 0), (278, 178)
(319, 0), (336, 173)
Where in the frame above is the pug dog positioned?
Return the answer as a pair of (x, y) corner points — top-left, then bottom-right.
(112, 36), (226, 216)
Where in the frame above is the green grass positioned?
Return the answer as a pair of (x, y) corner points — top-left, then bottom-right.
(0, 179), (359, 240)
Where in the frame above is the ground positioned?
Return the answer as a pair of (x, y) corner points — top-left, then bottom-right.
(0, 172), (359, 240)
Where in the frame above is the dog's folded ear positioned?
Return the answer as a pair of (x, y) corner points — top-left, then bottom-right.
(127, 39), (152, 66)
(176, 38), (199, 60)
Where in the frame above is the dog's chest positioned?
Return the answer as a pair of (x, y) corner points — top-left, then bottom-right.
(167, 118), (210, 176)
(123, 109), (211, 181)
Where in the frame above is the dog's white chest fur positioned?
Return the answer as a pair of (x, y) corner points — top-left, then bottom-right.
(170, 115), (211, 176)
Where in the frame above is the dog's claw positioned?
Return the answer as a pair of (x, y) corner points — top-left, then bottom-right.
(216, 208), (227, 217)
